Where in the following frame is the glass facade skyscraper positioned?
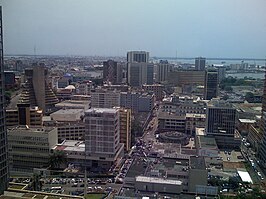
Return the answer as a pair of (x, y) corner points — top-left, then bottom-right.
(0, 6), (9, 194)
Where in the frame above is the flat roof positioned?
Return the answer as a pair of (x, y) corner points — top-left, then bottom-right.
(195, 128), (206, 136)
(136, 176), (182, 186)
(190, 156), (206, 170)
(52, 109), (84, 115)
(53, 140), (85, 152)
(85, 108), (117, 114)
(237, 170), (253, 184)
(239, 119), (256, 123)
(197, 135), (217, 149)
(186, 113), (206, 119)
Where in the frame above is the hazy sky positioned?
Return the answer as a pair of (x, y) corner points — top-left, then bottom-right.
(2, 0), (266, 58)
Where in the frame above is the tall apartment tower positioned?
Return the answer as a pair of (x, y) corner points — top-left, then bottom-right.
(156, 60), (173, 83)
(19, 65), (59, 113)
(258, 70), (266, 168)
(0, 6), (9, 193)
(204, 69), (218, 100)
(195, 57), (206, 71)
(127, 51), (153, 87)
(84, 108), (123, 170)
(103, 60), (122, 85)
(206, 100), (238, 148)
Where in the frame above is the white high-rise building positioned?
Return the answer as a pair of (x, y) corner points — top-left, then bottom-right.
(84, 108), (124, 170)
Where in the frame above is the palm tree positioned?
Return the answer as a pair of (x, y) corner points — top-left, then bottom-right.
(49, 150), (67, 170)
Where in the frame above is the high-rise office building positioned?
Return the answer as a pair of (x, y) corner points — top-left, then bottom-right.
(155, 60), (173, 83)
(84, 108), (124, 170)
(103, 60), (123, 85)
(0, 6), (9, 193)
(195, 57), (206, 71)
(19, 65), (59, 113)
(204, 69), (218, 100)
(258, 70), (266, 168)
(127, 51), (153, 87)
(206, 100), (238, 148)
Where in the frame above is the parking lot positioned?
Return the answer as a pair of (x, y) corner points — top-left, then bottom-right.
(220, 150), (243, 162)
(41, 177), (122, 196)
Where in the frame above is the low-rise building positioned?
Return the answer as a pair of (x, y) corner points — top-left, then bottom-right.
(142, 84), (164, 101)
(188, 156), (208, 193)
(158, 112), (186, 133)
(6, 103), (43, 127)
(55, 100), (90, 110)
(52, 140), (85, 168)
(195, 136), (219, 157)
(8, 126), (58, 173)
(50, 109), (84, 122)
(185, 113), (206, 135)
(135, 176), (182, 194)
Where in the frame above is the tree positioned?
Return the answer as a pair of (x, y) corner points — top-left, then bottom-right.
(245, 92), (254, 102)
(49, 150), (67, 170)
(31, 173), (42, 191)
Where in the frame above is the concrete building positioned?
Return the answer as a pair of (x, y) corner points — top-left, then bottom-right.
(206, 100), (239, 149)
(43, 116), (85, 142)
(188, 156), (208, 193)
(155, 60), (173, 83)
(52, 140), (86, 168)
(127, 51), (152, 87)
(4, 71), (15, 89)
(167, 70), (205, 87)
(143, 84), (164, 101)
(55, 100), (90, 110)
(6, 103), (43, 127)
(117, 108), (132, 152)
(135, 176), (182, 194)
(8, 126), (58, 173)
(247, 124), (263, 153)
(138, 93), (155, 112)
(19, 66), (59, 113)
(50, 109), (84, 122)
(185, 113), (206, 135)
(84, 108), (124, 171)
(258, 71), (266, 168)
(158, 112), (186, 133)
(120, 91), (155, 113)
(195, 136), (219, 157)
(204, 69), (218, 100)
(160, 96), (207, 116)
(91, 88), (120, 108)
(0, 6), (9, 193)
(103, 60), (123, 84)
(195, 57), (206, 71)
(75, 82), (92, 95)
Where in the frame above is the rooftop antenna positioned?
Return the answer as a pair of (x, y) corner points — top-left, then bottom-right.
(34, 44), (36, 59)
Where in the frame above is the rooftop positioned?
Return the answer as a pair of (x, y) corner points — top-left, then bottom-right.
(197, 136), (218, 149)
(7, 126), (56, 133)
(53, 140), (85, 152)
(136, 176), (182, 186)
(190, 156), (206, 170)
(51, 109), (84, 115)
(85, 108), (117, 114)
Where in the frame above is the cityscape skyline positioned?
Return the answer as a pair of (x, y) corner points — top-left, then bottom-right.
(2, 0), (266, 58)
